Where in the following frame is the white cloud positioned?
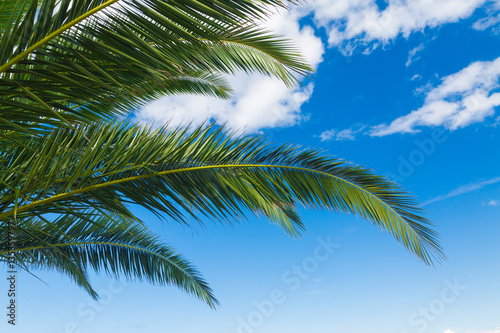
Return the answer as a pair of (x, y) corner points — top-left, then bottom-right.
(318, 125), (366, 141)
(473, 1), (500, 31)
(325, 57), (500, 139)
(493, 115), (500, 126)
(136, 74), (315, 132)
(319, 129), (354, 141)
(473, 12), (500, 30)
(264, 7), (325, 70)
(137, 1), (500, 133)
(411, 74), (422, 81)
(423, 176), (500, 206)
(135, 7), (324, 133)
(371, 57), (500, 136)
(486, 199), (500, 206)
(406, 43), (424, 67)
(444, 330), (457, 333)
(305, 0), (488, 54)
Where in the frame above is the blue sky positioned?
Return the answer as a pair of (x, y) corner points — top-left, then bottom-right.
(3, 1), (500, 333)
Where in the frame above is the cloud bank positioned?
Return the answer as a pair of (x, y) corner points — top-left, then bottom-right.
(137, 1), (500, 133)
(307, 0), (490, 54)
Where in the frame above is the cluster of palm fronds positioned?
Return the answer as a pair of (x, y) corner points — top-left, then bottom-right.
(0, 0), (310, 133)
(0, 0), (444, 306)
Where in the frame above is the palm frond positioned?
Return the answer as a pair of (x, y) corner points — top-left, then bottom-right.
(0, 121), (445, 266)
(0, 0), (311, 134)
(0, 212), (217, 306)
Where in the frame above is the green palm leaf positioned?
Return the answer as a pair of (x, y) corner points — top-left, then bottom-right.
(0, 121), (445, 271)
(0, 0), (311, 133)
(0, 212), (217, 306)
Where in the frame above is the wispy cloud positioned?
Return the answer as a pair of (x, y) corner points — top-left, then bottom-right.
(317, 125), (366, 142)
(473, 1), (500, 31)
(473, 13), (500, 30)
(318, 128), (355, 142)
(483, 199), (500, 206)
(423, 176), (500, 206)
(406, 44), (425, 67)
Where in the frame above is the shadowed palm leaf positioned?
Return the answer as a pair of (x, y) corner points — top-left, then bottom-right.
(0, 212), (217, 306)
(0, 122), (444, 304)
(0, 0), (311, 133)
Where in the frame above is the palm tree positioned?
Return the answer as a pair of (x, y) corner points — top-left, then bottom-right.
(1, 0), (445, 307)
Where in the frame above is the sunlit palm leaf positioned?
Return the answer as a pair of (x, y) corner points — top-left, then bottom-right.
(0, 122), (445, 267)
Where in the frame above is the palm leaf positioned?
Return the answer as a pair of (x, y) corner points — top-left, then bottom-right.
(0, 121), (445, 266)
(0, 0), (311, 134)
(0, 212), (217, 306)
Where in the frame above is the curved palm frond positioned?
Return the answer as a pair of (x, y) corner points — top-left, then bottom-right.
(0, 0), (311, 133)
(0, 212), (217, 306)
(0, 121), (445, 267)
